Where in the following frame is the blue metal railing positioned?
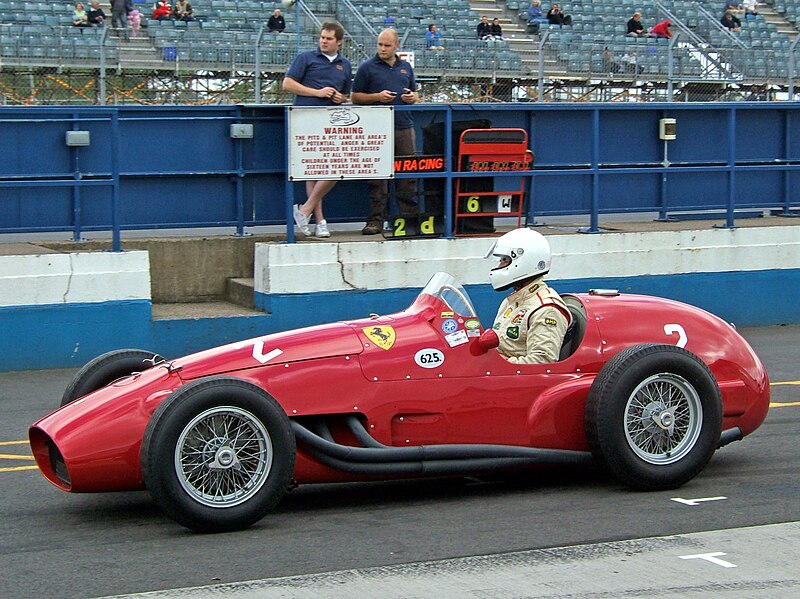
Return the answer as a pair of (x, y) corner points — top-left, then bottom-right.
(2, 102), (799, 247)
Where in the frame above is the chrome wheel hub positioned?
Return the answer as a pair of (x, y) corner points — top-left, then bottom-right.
(624, 373), (703, 465)
(174, 406), (273, 508)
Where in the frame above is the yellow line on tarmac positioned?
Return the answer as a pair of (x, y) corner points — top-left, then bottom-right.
(0, 453), (34, 460)
(771, 381), (800, 386)
(0, 465), (39, 473)
(0, 440), (28, 446)
(770, 401), (800, 408)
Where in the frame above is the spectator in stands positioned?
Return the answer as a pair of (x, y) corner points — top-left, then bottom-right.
(528, 0), (546, 23)
(352, 28), (420, 235)
(603, 47), (620, 73)
(721, 9), (742, 31)
(491, 18), (504, 40)
(547, 3), (572, 27)
(724, 1), (743, 13)
(621, 50), (639, 74)
(477, 15), (492, 40)
(527, 0), (547, 34)
(282, 22), (352, 238)
(152, 0), (172, 20)
(87, 1), (106, 26)
(127, 5), (142, 36)
(110, 0), (129, 39)
(73, 2), (90, 27)
(626, 12), (648, 37)
(174, 0), (194, 21)
(268, 8), (286, 33)
(743, 0), (759, 17)
(649, 19), (672, 38)
(426, 24), (444, 50)
(383, 14), (396, 28)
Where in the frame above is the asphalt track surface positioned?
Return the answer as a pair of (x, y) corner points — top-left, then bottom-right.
(1, 325), (798, 599)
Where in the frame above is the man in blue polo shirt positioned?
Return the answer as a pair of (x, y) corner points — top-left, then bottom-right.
(282, 22), (352, 238)
(352, 28), (420, 235)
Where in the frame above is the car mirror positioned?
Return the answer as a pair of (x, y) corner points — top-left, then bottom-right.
(471, 328), (499, 355)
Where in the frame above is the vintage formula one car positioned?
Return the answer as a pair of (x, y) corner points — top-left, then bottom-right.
(30, 272), (770, 532)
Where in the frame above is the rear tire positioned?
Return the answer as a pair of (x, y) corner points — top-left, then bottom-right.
(141, 377), (295, 533)
(61, 349), (164, 407)
(585, 344), (722, 490)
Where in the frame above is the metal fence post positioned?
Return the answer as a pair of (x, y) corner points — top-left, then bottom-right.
(111, 110), (122, 251)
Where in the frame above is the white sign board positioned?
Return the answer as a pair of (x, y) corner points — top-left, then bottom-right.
(288, 106), (394, 180)
(398, 51), (415, 68)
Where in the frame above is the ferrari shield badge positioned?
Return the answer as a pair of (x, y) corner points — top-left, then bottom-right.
(362, 326), (396, 350)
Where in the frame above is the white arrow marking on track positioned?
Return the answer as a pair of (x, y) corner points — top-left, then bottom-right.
(679, 552), (737, 568)
(670, 496), (727, 506)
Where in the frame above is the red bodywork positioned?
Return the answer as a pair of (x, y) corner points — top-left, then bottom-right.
(30, 279), (770, 494)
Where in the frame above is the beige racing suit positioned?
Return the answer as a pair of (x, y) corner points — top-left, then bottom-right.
(492, 277), (571, 364)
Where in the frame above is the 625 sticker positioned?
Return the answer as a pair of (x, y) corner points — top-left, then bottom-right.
(414, 348), (445, 369)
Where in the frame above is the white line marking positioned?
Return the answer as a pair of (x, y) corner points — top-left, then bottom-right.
(252, 344), (283, 364)
(232, 340), (283, 364)
(679, 552), (737, 568)
(670, 496), (727, 506)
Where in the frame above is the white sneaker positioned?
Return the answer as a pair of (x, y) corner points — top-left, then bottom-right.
(293, 204), (311, 236)
(314, 220), (330, 238)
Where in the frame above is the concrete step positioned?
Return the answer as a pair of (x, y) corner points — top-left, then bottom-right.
(227, 277), (256, 309)
(151, 300), (265, 320)
(471, 0), (504, 14)
(758, 7), (799, 38)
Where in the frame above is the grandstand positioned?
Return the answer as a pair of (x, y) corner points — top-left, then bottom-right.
(0, 0), (798, 103)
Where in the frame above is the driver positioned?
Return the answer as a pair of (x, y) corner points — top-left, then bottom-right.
(487, 228), (571, 364)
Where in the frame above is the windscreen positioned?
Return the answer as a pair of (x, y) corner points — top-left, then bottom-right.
(420, 272), (478, 319)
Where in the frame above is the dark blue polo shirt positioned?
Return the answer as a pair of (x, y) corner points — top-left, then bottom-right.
(285, 47), (352, 107)
(352, 54), (417, 130)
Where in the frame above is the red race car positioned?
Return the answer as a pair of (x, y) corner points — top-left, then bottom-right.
(30, 272), (770, 532)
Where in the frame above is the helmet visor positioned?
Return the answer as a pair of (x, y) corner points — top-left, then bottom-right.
(491, 254), (512, 271)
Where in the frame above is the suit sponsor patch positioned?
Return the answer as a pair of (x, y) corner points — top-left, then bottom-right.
(506, 326), (520, 340)
(544, 317), (558, 326)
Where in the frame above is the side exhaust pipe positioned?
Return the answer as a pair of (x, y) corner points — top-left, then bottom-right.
(290, 417), (594, 476)
(718, 426), (743, 449)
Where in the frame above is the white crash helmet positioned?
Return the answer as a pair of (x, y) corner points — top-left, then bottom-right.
(486, 228), (552, 291)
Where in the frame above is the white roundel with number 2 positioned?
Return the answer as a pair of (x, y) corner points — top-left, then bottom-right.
(414, 348), (445, 369)
(664, 323), (687, 348)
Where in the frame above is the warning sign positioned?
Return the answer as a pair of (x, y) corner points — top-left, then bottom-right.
(287, 106), (394, 181)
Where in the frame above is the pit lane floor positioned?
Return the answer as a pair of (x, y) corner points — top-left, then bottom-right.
(1, 325), (798, 599)
(101, 521), (800, 598)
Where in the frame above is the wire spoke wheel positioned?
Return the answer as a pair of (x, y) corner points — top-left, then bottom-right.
(142, 377), (295, 532)
(585, 344), (722, 490)
(623, 373), (702, 465)
(175, 406), (273, 508)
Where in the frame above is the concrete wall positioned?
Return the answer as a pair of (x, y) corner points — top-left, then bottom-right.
(255, 225), (800, 329)
(42, 235), (280, 303)
(0, 251), (152, 371)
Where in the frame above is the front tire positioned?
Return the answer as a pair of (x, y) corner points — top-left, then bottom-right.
(585, 344), (722, 491)
(61, 349), (164, 407)
(141, 377), (295, 533)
